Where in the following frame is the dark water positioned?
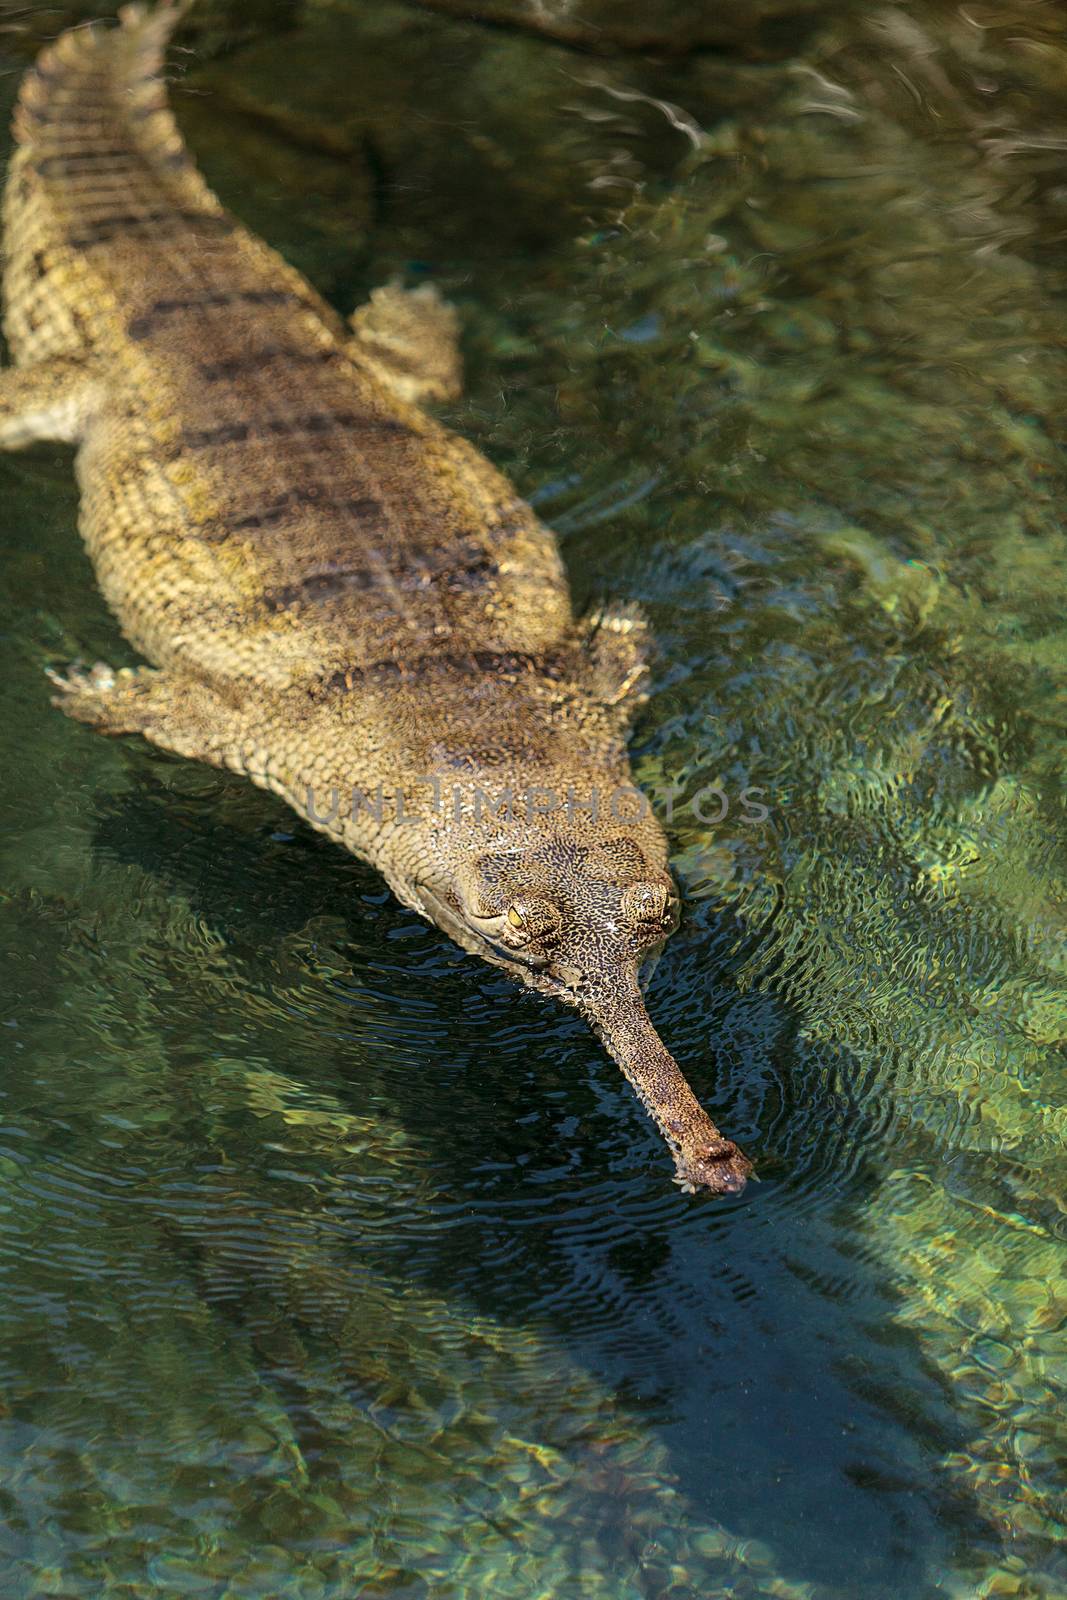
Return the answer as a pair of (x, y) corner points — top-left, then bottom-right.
(2, 2), (1066, 1596)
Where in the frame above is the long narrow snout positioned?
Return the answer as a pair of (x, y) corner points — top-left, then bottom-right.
(580, 975), (751, 1195)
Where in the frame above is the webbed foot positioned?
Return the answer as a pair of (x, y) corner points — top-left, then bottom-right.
(46, 659), (154, 731)
(347, 282), (462, 405)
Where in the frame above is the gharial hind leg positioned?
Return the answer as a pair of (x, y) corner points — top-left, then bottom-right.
(346, 282), (462, 405)
(0, 355), (103, 449)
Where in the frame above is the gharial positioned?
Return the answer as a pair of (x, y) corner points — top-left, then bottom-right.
(0, 0), (751, 1193)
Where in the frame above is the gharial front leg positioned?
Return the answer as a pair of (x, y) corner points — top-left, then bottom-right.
(47, 660), (254, 776)
(346, 282), (462, 405)
(0, 354), (104, 449)
(47, 661), (369, 859)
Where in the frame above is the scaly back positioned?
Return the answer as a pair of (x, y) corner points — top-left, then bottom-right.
(4, 1), (340, 363)
(3, 3), (572, 691)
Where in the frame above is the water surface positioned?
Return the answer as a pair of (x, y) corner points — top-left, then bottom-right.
(1, 2), (1066, 1595)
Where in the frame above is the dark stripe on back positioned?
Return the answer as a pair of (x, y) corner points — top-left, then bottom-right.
(265, 567), (377, 611)
(68, 210), (234, 249)
(182, 412), (411, 451)
(264, 548), (498, 613)
(31, 62), (110, 95)
(37, 148), (133, 175)
(127, 289), (298, 341)
(196, 490), (386, 541)
(197, 345), (341, 383)
(183, 421), (249, 449)
(229, 490), (384, 533)
(320, 649), (570, 694)
(15, 104), (115, 130)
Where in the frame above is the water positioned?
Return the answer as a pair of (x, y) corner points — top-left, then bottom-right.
(1, 1), (1066, 1595)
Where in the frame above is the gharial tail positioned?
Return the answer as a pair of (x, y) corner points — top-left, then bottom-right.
(12, 0), (195, 148)
(4, 0), (213, 361)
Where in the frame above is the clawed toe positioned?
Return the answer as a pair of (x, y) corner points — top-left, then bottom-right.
(46, 658), (119, 696)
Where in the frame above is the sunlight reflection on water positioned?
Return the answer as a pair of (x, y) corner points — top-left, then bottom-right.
(1, 0), (1066, 1594)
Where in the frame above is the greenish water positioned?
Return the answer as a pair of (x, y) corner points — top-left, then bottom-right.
(2, 2), (1067, 1595)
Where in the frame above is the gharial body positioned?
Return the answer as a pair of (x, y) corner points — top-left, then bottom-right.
(0, 0), (751, 1193)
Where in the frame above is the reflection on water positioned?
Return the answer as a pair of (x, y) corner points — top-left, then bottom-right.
(1, 1), (1066, 1595)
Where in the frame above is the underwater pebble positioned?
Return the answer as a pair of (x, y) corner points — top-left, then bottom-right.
(691, 1528), (730, 1559)
(972, 1337), (1017, 1375)
(979, 1572), (1027, 1597)
(145, 1554), (217, 1593)
(735, 1538), (776, 1571)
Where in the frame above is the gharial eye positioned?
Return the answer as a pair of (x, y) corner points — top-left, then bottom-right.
(622, 882), (672, 924)
(504, 897), (562, 944)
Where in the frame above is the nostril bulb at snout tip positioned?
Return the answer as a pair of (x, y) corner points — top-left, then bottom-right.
(706, 1141), (744, 1167)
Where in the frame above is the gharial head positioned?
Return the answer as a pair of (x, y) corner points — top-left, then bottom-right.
(417, 825), (752, 1195)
